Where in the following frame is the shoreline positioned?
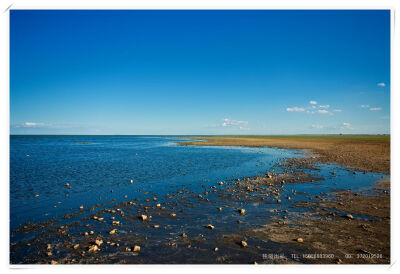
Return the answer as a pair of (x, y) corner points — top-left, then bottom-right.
(179, 136), (390, 174)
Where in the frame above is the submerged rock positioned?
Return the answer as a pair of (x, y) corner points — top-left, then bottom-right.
(296, 238), (304, 243)
(239, 209), (246, 215)
(241, 241), (248, 247)
(206, 224), (215, 229)
(109, 229), (117, 235)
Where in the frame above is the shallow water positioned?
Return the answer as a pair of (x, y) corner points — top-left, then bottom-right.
(10, 135), (387, 263)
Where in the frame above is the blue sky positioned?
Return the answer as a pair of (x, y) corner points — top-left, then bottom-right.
(10, 10), (390, 135)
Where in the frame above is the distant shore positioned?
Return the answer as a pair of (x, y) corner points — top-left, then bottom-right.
(179, 136), (390, 174)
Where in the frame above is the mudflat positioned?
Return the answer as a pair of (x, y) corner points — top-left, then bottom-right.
(179, 136), (390, 174)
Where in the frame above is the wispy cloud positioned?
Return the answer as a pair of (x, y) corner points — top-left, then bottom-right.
(333, 109), (342, 112)
(377, 83), (386, 87)
(341, 122), (352, 129)
(286, 107), (305, 112)
(221, 118), (248, 127)
(361, 105), (370, 108)
(317, 109), (330, 114)
(23, 122), (45, 127)
(369, 107), (382, 111)
(311, 124), (324, 129)
(309, 101), (317, 105)
(319, 105), (330, 109)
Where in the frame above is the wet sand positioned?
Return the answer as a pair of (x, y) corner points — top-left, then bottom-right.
(10, 137), (390, 264)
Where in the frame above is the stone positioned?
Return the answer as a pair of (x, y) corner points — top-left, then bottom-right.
(140, 215), (148, 221)
(50, 260), (58, 265)
(241, 241), (248, 247)
(153, 224), (160, 228)
(34, 194), (40, 198)
(239, 209), (246, 215)
(73, 244), (80, 249)
(296, 238), (304, 243)
(79, 205), (84, 210)
(133, 245), (140, 252)
(88, 245), (99, 252)
(89, 230), (94, 235)
(130, 179), (133, 183)
(345, 214), (354, 220)
(109, 229), (117, 235)
(95, 239), (103, 246)
(277, 199), (282, 204)
(214, 247), (218, 252)
(206, 224), (215, 229)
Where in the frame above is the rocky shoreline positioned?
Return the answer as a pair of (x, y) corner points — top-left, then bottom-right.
(10, 154), (390, 264)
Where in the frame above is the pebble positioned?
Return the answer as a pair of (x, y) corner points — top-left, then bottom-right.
(153, 225), (160, 228)
(206, 224), (215, 229)
(133, 245), (141, 252)
(95, 239), (103, 246)
(218, 207), (222, 211)
(79, 205), (84, 210)
(34, 194), (40, 198)
(89, 230), (94, 235)
(170, 213), (176, 217)
(241, 241), (248, 247)
(73, 244), (80, 249)
(296, 238), (304, 243)
(277, 199), (282, 204)
(239, 209), (246, 215)
(345, 214), (354, 220)
(130, 179), (133, 183)
(214, 247), (219, 252)
(88, 245), (99, 252)
(140, 215), (148, 221)
(84, 232), (89, 236)
(109, 229), (117, 235)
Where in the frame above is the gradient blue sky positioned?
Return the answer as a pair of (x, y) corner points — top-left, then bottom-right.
(10, 10), (390, 135)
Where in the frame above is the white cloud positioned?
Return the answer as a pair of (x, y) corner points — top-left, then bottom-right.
(317, 109), (329, 114)
(341, 122), (352, 130)
(312, 124), (324, 129)
(361, 105), (370, 108)
(309, 101), (317, 105)
(311, 105), (316, 109)
(377, 83), (386, 87)
(24, 122), (45, 127)
(286, 107), (305, 112)
(221, 118), (248, 127)
(333, 109), (342, 112)
(319, 105), (330, 109)
(369, 107), (382, 111)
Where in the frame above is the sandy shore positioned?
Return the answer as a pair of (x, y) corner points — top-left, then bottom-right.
(179, 136), (390, 174)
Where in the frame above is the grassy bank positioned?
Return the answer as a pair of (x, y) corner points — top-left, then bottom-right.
(179, 136), (390, 174)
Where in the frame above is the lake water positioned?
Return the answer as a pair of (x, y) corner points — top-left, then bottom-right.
(10, 135), (387, 263)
